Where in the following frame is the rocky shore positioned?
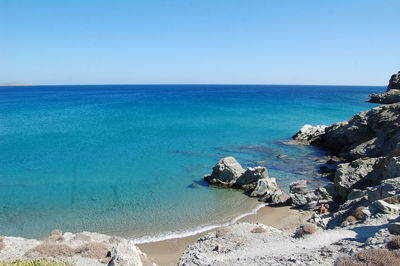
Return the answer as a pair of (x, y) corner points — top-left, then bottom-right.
(186, 71), (400, 265)
(0, 231), (154, 265)
(2, 72), (400, 265)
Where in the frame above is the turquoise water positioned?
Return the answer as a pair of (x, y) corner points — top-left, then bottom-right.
(0, 85), (383, 240)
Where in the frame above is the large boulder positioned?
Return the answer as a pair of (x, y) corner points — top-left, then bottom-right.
(333, 157), (384, 203)
(204, 157), (245, 186)
(292, 125), (327, 144)
(235, 166), (268, 190)
(250, 178), (289, 204)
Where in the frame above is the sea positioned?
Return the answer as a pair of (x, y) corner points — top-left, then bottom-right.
(0, 84), (384, 242)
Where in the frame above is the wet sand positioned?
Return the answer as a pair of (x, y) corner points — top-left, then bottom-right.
(137, 205), (311, 266)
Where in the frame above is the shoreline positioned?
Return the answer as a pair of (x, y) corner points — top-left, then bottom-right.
(138, 205), (312, 266)
(132, 199), (264, 245)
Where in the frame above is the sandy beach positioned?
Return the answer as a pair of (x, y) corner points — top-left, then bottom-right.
(138, 205), (312, 266)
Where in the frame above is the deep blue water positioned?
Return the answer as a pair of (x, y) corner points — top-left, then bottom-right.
(0, 85), (384, 240)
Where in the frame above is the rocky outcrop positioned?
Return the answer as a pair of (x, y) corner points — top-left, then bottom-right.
(369, 71), (400, 103)
(205, 157), (289, 204)
(369, 90), (400, 104)
(204, 156), (245, 186)
(388, 71), (400, 91)
(0, 231), (154, 266)
(293, 103), (400, 160)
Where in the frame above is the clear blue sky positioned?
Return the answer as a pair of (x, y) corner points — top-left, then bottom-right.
(0, 0), (399, 85)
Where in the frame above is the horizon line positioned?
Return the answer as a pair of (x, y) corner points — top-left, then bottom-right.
(0, 82), (386, 87)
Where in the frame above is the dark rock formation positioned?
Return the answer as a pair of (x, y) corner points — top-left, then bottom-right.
(388, 71), (400, 91)
(368, 71), (400, 103)
(369, 90), (400, 104)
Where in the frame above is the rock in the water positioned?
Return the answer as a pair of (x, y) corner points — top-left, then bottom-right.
(388, 71), (400, 91)
(371, 200), (400, 214)
(235, 166), (268, 189)
(251, 178), (289, 204)
(204, 156), (245, 186)
(389, 222), (400, 235)
(334, 158), (384, 202)
(292, 125), (327, 144)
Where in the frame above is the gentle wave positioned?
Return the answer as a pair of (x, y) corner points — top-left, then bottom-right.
(132, 203), (266, 244)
